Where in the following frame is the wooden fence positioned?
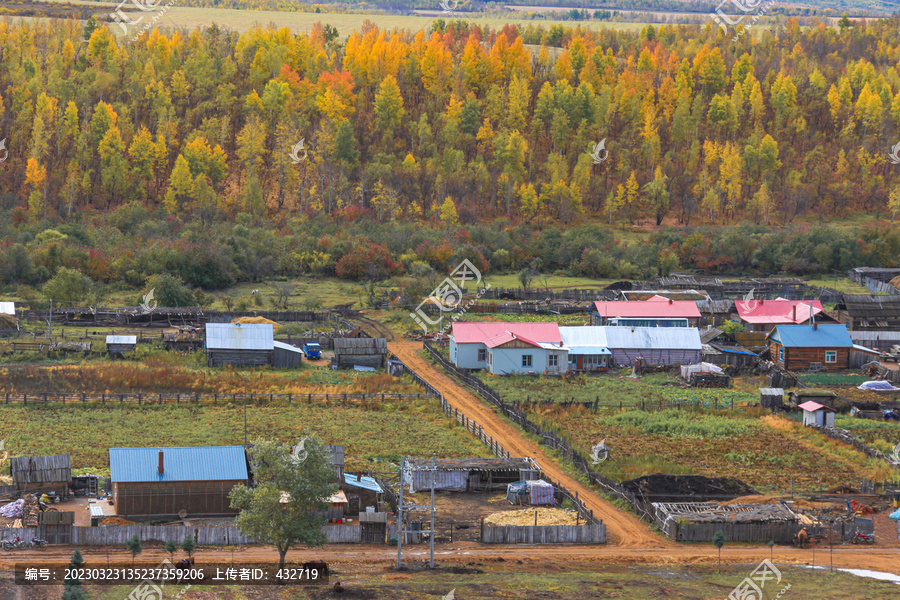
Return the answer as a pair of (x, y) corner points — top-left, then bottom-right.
(0, 390), (432, 406)
(0, 524), (364, 546)
(669, 519), (874, 544)
(481, 524), (606, 544)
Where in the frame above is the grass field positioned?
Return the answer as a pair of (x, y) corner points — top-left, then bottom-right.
(0, 393), (489, 473)
(80, 564), (900, 599)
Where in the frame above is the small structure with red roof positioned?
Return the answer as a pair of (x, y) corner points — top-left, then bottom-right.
(591, 296), (701, 327)
(797, 400), (835, 428)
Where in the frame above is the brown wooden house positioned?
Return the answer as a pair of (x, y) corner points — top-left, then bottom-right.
(766, 324), (853, 371)
(109, 446), (249, 517)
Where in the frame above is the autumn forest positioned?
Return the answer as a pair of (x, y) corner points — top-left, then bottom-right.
(0, 15), (899, 294)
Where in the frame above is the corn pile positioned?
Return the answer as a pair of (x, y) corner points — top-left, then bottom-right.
(485, 507), (579, 526)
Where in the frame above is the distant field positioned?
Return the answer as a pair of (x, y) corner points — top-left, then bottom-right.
(0, 394), (489, 472)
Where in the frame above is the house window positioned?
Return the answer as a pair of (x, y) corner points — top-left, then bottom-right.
(522, 355), (533, 368)
(477, 348), (486, 362)
(548, 354), (558, 367)
(825, 350), (837, 363)
(778, 346), (784, 362)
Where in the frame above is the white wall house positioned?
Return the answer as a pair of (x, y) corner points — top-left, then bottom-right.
(449, 322), (566, 374)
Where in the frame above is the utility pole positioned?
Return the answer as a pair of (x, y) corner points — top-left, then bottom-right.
(396, 457), (404, 569)
(47, 298), (52, 339)
(430, 452), (436, 569)
(396, 456), (437, 569)
(243, 376), (248, 447)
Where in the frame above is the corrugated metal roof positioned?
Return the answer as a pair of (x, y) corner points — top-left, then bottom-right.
(106, 335), (137, 345)
(451, 322), (561, 344)
(736, 300), (823, 324)
(759, 388), (784, 395)
(559, 326), (702, 351)
(593, 299), (701, 319)
(0, 302), (14, 315)
(109, 446), (248, 483)
(344, 473), (384, 493)
(559, 327), (610, 354)
(273, 340), (303, 353)
(798, 401), (833, 412)
(205, 323), (273, 350)
(768, 324), (852, 348)
(850, 331), (900, 342)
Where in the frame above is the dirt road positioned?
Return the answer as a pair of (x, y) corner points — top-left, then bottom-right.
(3, 542), (899, 575)
(388, 340), (667, 549)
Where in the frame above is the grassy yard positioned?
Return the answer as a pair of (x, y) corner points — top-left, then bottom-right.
(0, 393), (489, 473)
(482, 273), (617, 290)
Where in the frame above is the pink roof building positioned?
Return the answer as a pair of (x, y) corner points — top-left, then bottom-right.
(735, 299), (824, 331)
(591, 297), (700, 326)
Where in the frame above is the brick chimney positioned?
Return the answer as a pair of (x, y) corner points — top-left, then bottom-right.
(792, 305), (797, 323)
(668, 298), (673, 304)
(158, 450), (164, 475)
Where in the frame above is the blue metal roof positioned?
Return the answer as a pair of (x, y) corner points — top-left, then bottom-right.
(344, 473), (383, 493)
(768, 324), (853, 348)
(716, 347), (757, 356)
(110, 446), (248, 483)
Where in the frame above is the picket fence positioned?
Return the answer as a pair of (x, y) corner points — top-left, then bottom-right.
(481, 524), (606, 544)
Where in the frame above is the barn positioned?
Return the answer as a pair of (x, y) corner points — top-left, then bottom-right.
(593, 326), (702, 367)
(333, 338), (387, 369)
(734, 299), (828, 332)
(109, 446), (249, 517)
(106, 335), (137, 356)
(766, 324), (853, 371)
(591, 296), (701, 327)
(834, 295), (900, 331)
(10, 454), (72, 497)
(205, 323), (274, 367)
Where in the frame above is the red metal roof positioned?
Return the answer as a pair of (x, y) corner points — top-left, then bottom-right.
(484, 331), (542, 348)
(797, 400), (834, 412)
(450, 322), (561, 344)
(592, 299), (701, 319)
(735, 299), (823, 324)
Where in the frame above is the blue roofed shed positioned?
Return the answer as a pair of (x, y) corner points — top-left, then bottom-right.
(109, 446), (249, 517)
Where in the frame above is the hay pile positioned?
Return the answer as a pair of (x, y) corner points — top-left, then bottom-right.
(232, 316), (280, 326)
(100, 516), (136, 526)
(889, 275), (900, 291)
(485, 507), (579, 526)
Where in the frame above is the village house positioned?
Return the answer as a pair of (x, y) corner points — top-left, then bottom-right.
(766, 323), (854, 371)
(449, 322), (567, 374)
(734, 298), (831, 332)
(109, 446), (249, 517)
(591, 296), (701, 327)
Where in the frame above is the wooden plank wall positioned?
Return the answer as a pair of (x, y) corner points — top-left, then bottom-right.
(70, 525), (194, 545)
(481, 524), (606, 544)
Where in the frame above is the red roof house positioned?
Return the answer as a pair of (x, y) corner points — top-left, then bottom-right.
(591, 297), (700, 327)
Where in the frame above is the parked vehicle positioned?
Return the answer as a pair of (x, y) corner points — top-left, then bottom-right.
(849, 531), (875, 545)
(29, 538), (49, 549)
(1, 537), (27, 550)
(302, 342), (322, 360)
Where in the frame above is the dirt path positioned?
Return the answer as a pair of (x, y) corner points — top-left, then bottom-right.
(388, 340), (668, 549)
(3, 543), (900, 575)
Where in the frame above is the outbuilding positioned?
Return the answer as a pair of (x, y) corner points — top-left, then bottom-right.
(10, 454), (72, 497)
(272, 341), (304, 368)
(106, 335), (137, 356)
(734, 299), (827, 332)
(109, 446), (249, 517)
(205, 323), (274, 367)
(766, 324), (853, 371)
(404, 458), (540, 493)
(798, 401), (835, 428)
(591, 296), (701, 327)
(333, 338), (387, 370)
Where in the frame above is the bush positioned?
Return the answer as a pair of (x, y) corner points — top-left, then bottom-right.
(142, 274), (196, 308)
(335, 242), (401, 281)
(42, 267), (95, 305)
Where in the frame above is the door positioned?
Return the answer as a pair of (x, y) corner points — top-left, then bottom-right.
(360, 522), (386, 543)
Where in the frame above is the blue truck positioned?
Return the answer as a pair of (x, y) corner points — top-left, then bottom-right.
(302, 342), (322, 360)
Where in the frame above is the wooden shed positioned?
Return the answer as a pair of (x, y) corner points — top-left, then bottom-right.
(798, 401), (835, 428)
(404, 458), (539, 493)
(333, 338), (387, 369)
(272, 341), (303, 368)
(109, 446), (249, 517)
(106, 335), (137, 356)
(10, 454), (72, 497)
(759, 388), (784, 410)
(205, 323), (274, 367)
(834, 295), (900, 331)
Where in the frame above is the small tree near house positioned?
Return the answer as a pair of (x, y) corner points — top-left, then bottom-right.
(713, 530), (725, 572)
(62, 549), (87, 600)
(181, 535), (196, 559)
(229, 437), (338, 575)
(165, 539), (178, 562)
(125, 534), (142, 566)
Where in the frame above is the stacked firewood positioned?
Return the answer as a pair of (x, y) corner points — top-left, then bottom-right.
(22, 494), (40, 527)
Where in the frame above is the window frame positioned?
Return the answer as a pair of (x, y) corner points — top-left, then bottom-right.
(522, 354), (533, 368)
(778, 346), (784, 362)
(824, 350), (837, 363)
(477, 348), (487, 362)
